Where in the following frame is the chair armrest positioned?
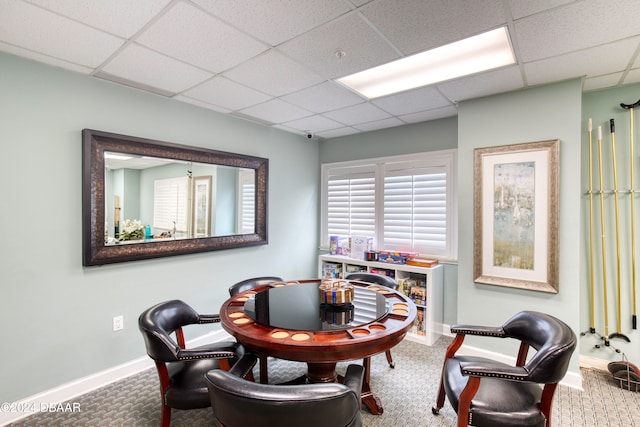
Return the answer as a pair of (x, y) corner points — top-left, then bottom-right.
(176, 346), (236, 361)
(198, 313), (221, 324)
(229, 353), (258, 379)
(459, 361), (530, 381)
(450, 324), (505, 338)
(342, 364), (364, 401)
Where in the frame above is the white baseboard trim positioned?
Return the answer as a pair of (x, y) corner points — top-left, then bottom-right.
(578, 354), (611, 371)
(440, 326), (583, 390)
(0, 330), (231, 426)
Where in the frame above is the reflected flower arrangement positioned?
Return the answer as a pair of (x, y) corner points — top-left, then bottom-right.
(119, 219), (145, 241)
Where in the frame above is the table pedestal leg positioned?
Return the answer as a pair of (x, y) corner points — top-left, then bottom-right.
(361, 357), (383, 415)
(306, 362), (338, 383)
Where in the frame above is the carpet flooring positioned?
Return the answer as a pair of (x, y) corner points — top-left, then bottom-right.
(9, 337), (640, 426)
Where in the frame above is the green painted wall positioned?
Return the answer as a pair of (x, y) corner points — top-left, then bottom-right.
(457, 80), (583, 373)
(320, 117), (458, 164)
(0, 52), (320, 402)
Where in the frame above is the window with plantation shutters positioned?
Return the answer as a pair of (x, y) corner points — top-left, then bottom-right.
(238, 170), (255, 234)
(321, 150), (457, 260)
(153, 176), (188, 232)
(326, 169), (376, 239)
(382, 165), (447, 254)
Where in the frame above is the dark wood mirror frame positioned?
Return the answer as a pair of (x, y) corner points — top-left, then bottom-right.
(82, 129), (268, 266)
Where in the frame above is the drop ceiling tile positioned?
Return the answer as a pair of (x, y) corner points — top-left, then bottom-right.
(183, 77), (272, 111)
(25, 0), (170, 38)
(192, 0), (350, 46)
(223, 50), (324, 97)
(350, 0), (374, 6)
(0, 1), (123, 68)
(323, 103), (391, 126)
(101, 44), (213, 94)
(437, 65), (524, 102)
(524, 37), (640, 87)
(400, 105), (458, 123)
(239, 99), (313, 124)
(173, 94), (232, 114)
(282, 114), (344, 133)
(279, 13), (399, 80)
(515, 0), (640, 62)
(354, 117), (406, 132)
(623, 68), (640, 85)
(583, 73), (624, 92)
(281, 81), (364, 113)
(508, 0), (574, 19)
(0, 41), (93, 74)
(372, 86), (452, 116)
(136, 2), (268, 73)
(361, 0), (507, 55)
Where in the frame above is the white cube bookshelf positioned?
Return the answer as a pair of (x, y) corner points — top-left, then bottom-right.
(319, 254), (444, 346)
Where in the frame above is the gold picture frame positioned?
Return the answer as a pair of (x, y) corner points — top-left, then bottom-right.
(192, 175), (212, 238)
(473, 139), (560, 293)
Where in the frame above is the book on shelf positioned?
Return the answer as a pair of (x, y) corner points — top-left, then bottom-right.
(349, 235), (373, 260)
(322, 262), (342, 279)
(345, 264), (367, 273)
(409, 286), (426, 306)
(411, 307), (425, 336)
(405, 258), (439, 267)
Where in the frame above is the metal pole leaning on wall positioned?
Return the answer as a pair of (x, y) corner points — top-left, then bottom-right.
(608, 119), (630, 343)
(597, 125), (612, 347)
(588, 118), (597, 334)
(621, 99), (640, 330)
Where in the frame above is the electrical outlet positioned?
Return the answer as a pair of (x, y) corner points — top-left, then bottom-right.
(113, 315), (124, 331)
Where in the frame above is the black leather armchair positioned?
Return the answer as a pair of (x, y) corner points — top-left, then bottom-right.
(228, 276), (283, 296)
(205, 353), (364, 427)
(138, 299), (246, 427)
(432, 311), (577, 427)
(345, 272), (399, 368)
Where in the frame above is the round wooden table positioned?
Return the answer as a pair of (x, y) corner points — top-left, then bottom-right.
(219, 279), (417, 414)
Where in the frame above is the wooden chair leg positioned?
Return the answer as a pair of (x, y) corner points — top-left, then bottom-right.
(433, 334), (465, 414)
(385, 350), (395, 368)
(457, 377), (481, 427)
(160, 404), (171, 427)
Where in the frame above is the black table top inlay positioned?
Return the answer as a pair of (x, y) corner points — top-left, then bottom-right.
(243, 282), (389, 331)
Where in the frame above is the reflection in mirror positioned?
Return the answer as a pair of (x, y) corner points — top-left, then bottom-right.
(82, 129), (268, 266)
(104, 153), (255, 245)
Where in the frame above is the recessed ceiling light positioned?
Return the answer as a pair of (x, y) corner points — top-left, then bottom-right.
(336, 27), (516, 99)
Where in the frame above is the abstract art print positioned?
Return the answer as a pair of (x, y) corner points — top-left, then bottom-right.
(474, 140), (560, 293)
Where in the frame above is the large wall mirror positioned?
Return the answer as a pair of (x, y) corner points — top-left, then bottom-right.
(82, 129), (268, 266)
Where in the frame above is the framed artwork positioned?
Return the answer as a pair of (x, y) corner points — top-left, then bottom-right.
(473, 139), (560, 293)
(192, 175), (212, 238)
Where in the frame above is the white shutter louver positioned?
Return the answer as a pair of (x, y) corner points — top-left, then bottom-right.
(241, 182), (255, 233)
(383, 168), (447, 254)
(153, 177), (188, 232)
(327, 175), (375, 239)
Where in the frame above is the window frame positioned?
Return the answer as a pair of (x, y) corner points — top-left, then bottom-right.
(320, 149), (458, 260)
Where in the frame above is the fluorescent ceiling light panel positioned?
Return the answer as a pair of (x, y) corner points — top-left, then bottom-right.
(337, 27), (515, 99)
(104, 153), (132, 160)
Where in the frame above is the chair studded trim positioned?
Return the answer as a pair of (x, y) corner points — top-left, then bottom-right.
(177, 352), (235, 361)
